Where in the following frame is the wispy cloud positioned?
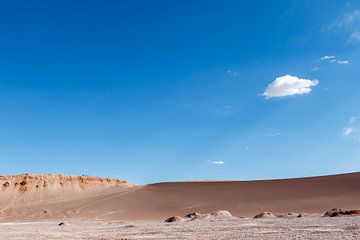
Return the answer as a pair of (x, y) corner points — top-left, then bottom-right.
(263, 75), (319, 99)
(343, 127), (353, 136)
(264, 133), (281, 137)
(213, 105), (238, 115)
(349, 116), (358, 124)
(343, 116), (360, 141)
(349, 30), (360, 43)
(310, 67), (320, 72)
(327, 10), (360, 45)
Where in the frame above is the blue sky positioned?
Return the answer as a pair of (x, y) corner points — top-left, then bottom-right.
(0, 1), (359, 183)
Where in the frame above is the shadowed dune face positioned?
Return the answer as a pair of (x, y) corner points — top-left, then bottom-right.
(0, 173), (360, 221)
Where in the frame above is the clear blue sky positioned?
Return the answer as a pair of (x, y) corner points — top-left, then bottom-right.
(0, 1), (359, 183)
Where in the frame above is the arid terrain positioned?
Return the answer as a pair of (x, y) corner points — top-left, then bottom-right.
(1, 173), (360, 239)
(1, 216), (360, 240)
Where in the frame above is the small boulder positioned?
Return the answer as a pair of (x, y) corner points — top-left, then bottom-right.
(254, 211), (275, 219)
(164, 216), (183, 223)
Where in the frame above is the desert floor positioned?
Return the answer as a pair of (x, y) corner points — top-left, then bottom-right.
(1, 216), (360, 240)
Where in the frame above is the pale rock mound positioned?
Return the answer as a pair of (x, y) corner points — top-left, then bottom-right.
(254, 211), (275, 218)
(192, 210), (234, 220)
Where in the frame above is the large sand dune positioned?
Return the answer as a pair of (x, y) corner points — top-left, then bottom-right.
(0, 172), (360, 221)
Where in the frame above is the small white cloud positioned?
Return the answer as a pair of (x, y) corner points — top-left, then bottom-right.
(244, 147), (250, 151)
(211, 161), (224, 165)
(319, 55), (336, 61)
(263, 75), (319, 99)
(337, 60), (350, 64)
(343, 127), (353, 136)
(317, 56), (349, 65)
(226, 70), (238, 77)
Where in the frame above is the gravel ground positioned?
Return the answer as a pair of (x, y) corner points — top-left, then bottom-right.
(1, 216), (359, 239)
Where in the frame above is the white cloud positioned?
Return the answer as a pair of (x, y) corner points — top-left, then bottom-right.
(263, 75), (319, 98)
(211, 161), (224, 165)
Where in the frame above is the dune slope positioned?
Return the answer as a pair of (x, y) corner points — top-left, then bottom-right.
(1, 172), (360, 221)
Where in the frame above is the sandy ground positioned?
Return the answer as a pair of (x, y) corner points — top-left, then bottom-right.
(1, 216), (360, 240)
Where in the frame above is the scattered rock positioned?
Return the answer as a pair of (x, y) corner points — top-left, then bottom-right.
(124, 224), (136, 228)
(324, 208), (360, 217)
(254, 212), (275, 219)
(164, 216), (183, 223)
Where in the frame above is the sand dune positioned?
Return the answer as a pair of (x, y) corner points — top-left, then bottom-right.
(0, 172), (360, 221)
